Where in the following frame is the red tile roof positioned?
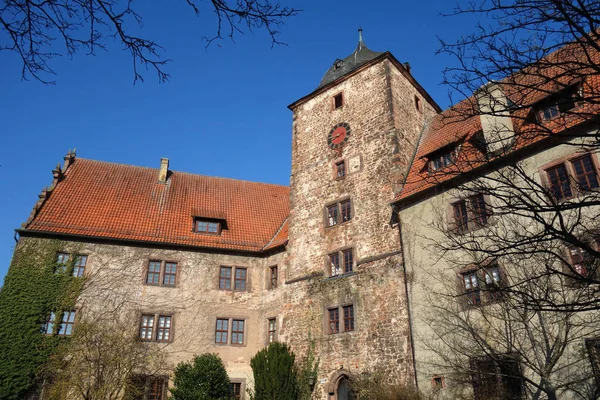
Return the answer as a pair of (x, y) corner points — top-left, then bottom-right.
(395, 41), (600, 205)
(24, 158), (290, 252)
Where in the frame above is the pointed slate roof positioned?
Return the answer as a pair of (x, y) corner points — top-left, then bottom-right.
(318, 29), (384, 88)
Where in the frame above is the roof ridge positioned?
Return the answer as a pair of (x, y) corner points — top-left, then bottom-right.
(77, 158), (290, 188)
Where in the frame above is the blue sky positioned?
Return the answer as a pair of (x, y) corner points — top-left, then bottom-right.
(0, 0), (476, 282)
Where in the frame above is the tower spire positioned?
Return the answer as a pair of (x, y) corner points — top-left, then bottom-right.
(358, 27), (363, 44)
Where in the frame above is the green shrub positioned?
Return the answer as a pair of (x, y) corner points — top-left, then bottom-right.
(170, 353), (231, 400)
(250, 342), (298, 400)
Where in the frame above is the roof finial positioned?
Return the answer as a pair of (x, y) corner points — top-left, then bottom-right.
(358, 27), (363, 43)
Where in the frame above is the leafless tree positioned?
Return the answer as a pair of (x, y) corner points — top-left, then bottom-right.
(0, 0), (300, 84)
(414, 237), (600, 399)
(43, 314), (169, 400)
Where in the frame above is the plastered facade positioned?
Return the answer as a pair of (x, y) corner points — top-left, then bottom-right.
(398, 136), (600, 399)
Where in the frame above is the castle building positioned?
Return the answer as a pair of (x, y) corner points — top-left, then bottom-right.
(9, 32), (600, 400)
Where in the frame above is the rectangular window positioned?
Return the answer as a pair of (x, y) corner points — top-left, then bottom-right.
(156, 316), (172, 342)
(429, 147), (458, 172)
(333, 93), (344, 109)
(342, 249), (353, 273)
(56, 252), (69, 273)
(326, 199), (353, 227)
(268, 318), (276, 344)
(73, 255), (87, 277)
(462, 266), (503, 305)
(453, 201), (469, 233)
(269, 266), (278, 289)
(139, 314), (173, 342)
(572, 154), (599, 191)
(58, 311), (76, 336)
(328, 308), (340, 334)
(327, 204), (339, 227)
(43, 312), (56, 335)
(340, 200), (352, 222)
(219, 266), (232, 289)
(140, 315), (155, 340)
(195, 219), (220, 234)
(546, 164), (573, 200)
(234, 268), (247, 291)
(329, 253), (341, 277)
(231, 320), (245, 344)
(462, 271), (481, 305)
(145, 260), (177, 287)
(470, 194), (489, 227)
(343, 305), (354, 332)
(129, 375), (168, 400)
(146, 261), (162, 285)
(585, 338), (600, 386)
(568, 246), (591, 277)
(470, 355), (523, 400)
(230, 382), (242, 400)
(163, 262), (177, 286)
(336, 160), (346, 179)
(327, 305), (355, 334)
(215, 318), (229, 344)
(536, 85), (581, 122)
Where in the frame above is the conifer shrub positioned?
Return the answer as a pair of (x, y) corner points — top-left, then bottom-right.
(0, 239), (83, 399)
(250, 342), (298, 400)
(170, 353), (231, 400)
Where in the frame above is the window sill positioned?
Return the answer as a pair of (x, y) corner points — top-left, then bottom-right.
(325, 219), (353, 230)
(323, 271), (357, 282)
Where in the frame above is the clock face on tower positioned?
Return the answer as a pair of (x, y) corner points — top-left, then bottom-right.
(327, 122), (351, 149)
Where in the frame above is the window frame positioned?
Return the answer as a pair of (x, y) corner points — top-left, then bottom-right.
(585, 337), (600, 387)
(138, 313), (174, 343)
(332, 92), (344, 110)
(219, 266), (249, 292)
(335, 160), (346, 180)
(214, 317), (247, 346)
(145, 260), (178, 287)
(43, 310), (77, 336)
(539, 152), (600, 201)
(193, 218), (222, 235)
(326, 247), (355, 277)
(128, 375), (169, 400)
(324, 197), (353, 228)
(428, 145), (460, 173)
(73, 255), (88, 277)
(535, 84), (583, 123)
(449, 194), (493, 234)
(470, 354), (524, 400)
(229, 379), (246, 400)
(325, 303), (356, 335)
(267, 317), (277, 344)
(268, 265), (278, 290)
(459, 264), (504, 307)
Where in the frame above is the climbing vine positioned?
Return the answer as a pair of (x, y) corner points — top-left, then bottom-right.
(0, 238), (84, 399)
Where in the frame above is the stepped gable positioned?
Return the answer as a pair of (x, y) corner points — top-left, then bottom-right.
(24, 157), (290, 252)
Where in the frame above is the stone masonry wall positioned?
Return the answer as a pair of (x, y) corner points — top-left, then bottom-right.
(19, 236), (285, 395)
(285, 58), (440, 398)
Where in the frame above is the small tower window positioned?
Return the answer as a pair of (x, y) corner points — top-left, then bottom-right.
(415, 95), (422, 112)
(333, 93), (344, 110)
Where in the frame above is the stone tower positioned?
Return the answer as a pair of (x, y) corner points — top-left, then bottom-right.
(280, 32), (441, 399)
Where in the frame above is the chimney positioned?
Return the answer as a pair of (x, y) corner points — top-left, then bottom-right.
(158, 157), (169, 183)
(403, 62), (411, 74)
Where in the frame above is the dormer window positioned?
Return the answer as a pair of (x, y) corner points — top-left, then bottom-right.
(194, 218), (221, 234)
(536, 84), (582, 122)
(333, 59), (343, 70)
(428, 145), (460, 172)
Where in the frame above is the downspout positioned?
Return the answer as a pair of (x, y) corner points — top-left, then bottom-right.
(395, 205), (419, 390)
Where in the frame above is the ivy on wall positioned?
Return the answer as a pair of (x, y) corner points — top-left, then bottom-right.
(0, 238), (83, 399)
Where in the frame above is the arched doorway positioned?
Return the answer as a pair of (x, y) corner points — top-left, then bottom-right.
(336, 376), (354, 400)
